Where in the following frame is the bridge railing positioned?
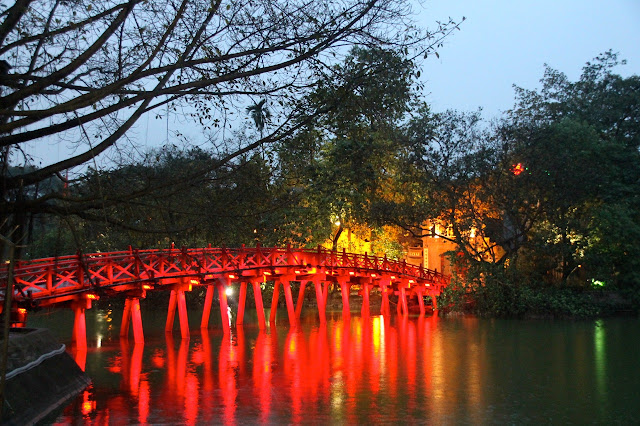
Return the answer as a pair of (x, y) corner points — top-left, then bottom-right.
(0, 246), (449, 303)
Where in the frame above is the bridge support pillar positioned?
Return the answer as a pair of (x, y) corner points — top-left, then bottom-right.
(270, 277), (297, 326)
(399, 285), (408, 316)
(253, 279), (266, 330)
(380, 277), (391, 316)
(269, 279), (280, 323)
(71, 301), (88, 349)
(201, 285), (214, 329)
(237, 282), (248, 325)
(295, 280), (307, 319)
(431, 293), (438, 311)
(339, 277), (350, 317)
(313, 278), (327, 323)
(218, 282), (231, 334)
(415, 287), (425, 316)
(361, 280), (370, 317)
(121, 297), (144, 343)
(281, 278), (297, 326)
(166, 289), (190, 339)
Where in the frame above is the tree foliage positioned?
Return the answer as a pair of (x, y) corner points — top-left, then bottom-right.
(0, 0), (461, 255)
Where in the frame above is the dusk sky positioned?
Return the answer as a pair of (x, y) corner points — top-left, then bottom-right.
(417, 0), (640, 118)
(19, 0), (640, 167)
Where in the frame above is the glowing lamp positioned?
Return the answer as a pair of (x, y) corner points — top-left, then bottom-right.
(87, 294), (98, 300)
(143, 284), (152, 290)
(190, 279), (200, 285)
(228, 274), (237, 279)
(18, 308), (27, 315)
(511, 163), (525, 176)
(225, 287), (233, 296)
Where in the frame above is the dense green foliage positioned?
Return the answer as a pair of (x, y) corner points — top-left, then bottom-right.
(15, 49), (640, 317)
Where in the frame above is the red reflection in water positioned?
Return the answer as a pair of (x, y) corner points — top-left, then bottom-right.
(59, 314), (445, 424)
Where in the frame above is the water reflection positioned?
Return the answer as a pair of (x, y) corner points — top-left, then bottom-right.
(48, 313), (640, 424)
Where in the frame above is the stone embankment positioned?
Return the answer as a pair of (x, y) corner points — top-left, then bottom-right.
(1, 328), (90, 425)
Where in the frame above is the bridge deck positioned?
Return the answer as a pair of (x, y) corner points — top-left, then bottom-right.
(1, 245), (449, 347)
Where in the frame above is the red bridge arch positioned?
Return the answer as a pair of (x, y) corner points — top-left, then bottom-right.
(1, 245), (449, 347)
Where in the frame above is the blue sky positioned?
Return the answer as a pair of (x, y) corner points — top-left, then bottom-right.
(416, 0), (640, 118)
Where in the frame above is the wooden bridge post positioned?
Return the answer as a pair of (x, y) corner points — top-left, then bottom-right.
(399, 280), (409, 316)
(176, 289), (189, 339)
(361, 279), (371, 317)
(121, 297), (144, 343)
(165, 287), (190, 339)
(165, 290), (177, 332)
(71, 301), (87, 349)
(200, 284), (214, 328)
(252, 279), (266, 330)
(313, 277), (327, 323)
(279, 277), (297, 327)
(379, 276), (391, 316)
(269, 279), (280, 323)
(295, 280), (307, 319)
(414, 287), (426, 316)
(217, 280), (231, 334)
(237, 281), (248, 325)
(338, 276), (350, 317)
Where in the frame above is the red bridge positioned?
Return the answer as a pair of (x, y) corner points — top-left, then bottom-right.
(1, 245), (449, 347)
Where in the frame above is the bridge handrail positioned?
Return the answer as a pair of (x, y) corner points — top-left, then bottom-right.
(0, 246), (449, 302)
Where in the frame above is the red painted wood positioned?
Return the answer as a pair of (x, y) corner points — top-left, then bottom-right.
(176, 290), (189, 339)
(165, 290), (177, 332)
(295, 281), (306, 319)
(252, 280), (266, 330)
(201, 285), (214, 328)
(237, 282), (247, 325)
(218, 283), (230, 334)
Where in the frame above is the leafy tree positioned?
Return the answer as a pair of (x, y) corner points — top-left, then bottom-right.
(0, 0), (462, 256)
(272, 47), (421, 249)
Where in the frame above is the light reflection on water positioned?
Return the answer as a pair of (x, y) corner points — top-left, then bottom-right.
(24, 310), (640, 424)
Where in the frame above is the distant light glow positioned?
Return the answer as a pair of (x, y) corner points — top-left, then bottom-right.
(225, 287), (233, 296)
(591, 279), (606, 287)
(511, 163), (525, 175)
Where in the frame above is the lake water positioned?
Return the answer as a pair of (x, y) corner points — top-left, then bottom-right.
(26, 307), (640, 424)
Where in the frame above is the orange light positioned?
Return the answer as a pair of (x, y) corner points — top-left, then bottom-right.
(295, 270), (302, 274)
(511, 162), (525, 175)
(263, 271), (272, 276)
(205, 274), (213, 279)
(409, 279), (415, 284)
(86, 294), (98, 300)
(81, 400), (96, 416)
(391, 276), (396, 280)
(371, 273), (377, 277)
(190, 279), (199, 285)
(228, 274), (236, 279)
(18, 308), (27, 315)
(349, 271), (355, 275)
(143, 284), (152, 290)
